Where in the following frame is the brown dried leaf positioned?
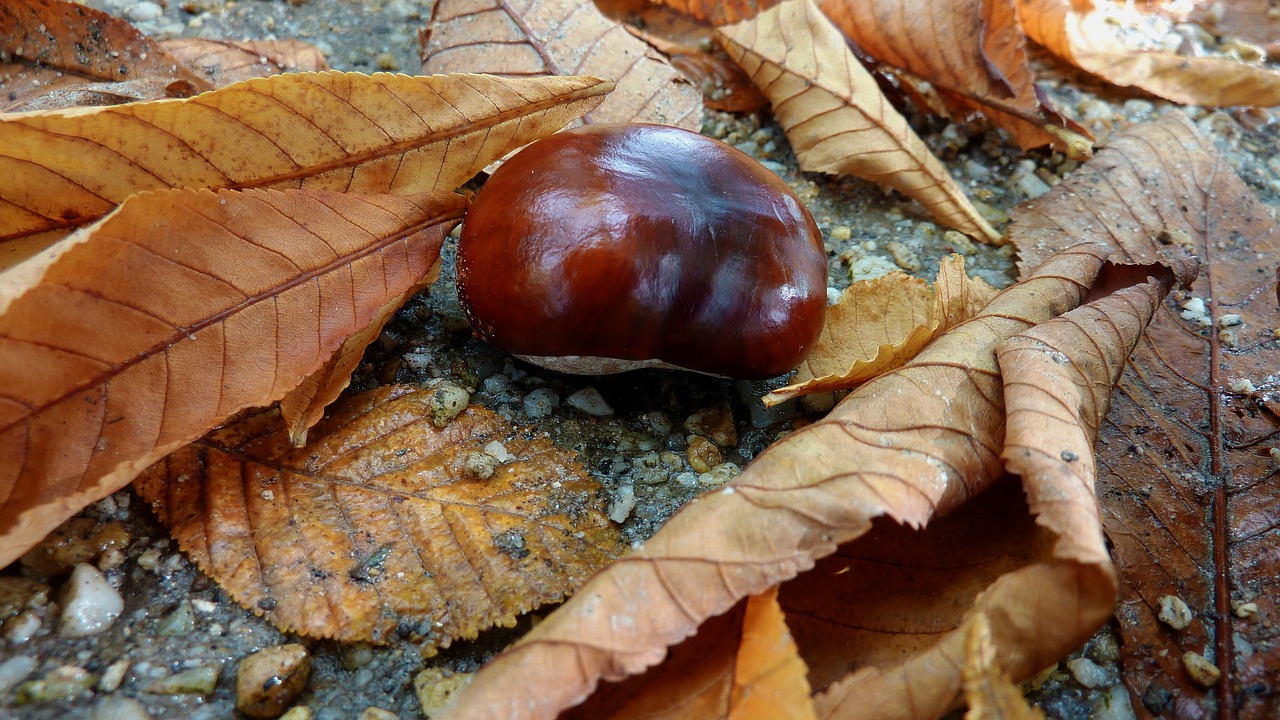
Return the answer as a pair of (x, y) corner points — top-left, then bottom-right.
(0, 188), (465, 570)
(135, 385), (625, 646)
(1154, 0), (1280, 58)
(1018, 0), (1280, 106)
(716, 0), (1001, 243)
(816, 0), (1091, 157)
(420, 0), (700, 129)
(439, 243), (1121, 720)
(624, 28), (769, 113)
(566, 586), (815, 720)
(1011, 113), (1280, 719)
(160, 38), (330, 88)
(763, 254), (997, 406)
(962, 614), (1045, 720)
(0, 71), (612, 267)
(0, 0), (210, 111)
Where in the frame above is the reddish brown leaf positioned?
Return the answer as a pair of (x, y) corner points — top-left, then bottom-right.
(0, 188), (465, 570)
(816, 0), (1092, 157)
(135, 386), (625, 647)
(1011, 112), (1280, 718)
(716, 0), (1001, 242)
(0, 0), (211, 111)
(420, 0), (701, 130)
(439, 244), (1126, 720)
(160, 38), (330, 88)
(0, 71), (612, 267)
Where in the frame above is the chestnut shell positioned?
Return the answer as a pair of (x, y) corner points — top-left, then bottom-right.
(456, 123), (827, 379)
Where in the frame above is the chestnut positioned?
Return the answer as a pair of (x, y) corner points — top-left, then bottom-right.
(456, 123), (827, 380)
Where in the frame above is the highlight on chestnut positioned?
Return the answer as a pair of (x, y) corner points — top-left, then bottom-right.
(455, 123), (828, 380)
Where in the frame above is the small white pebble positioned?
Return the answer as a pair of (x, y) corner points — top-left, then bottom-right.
(1230, 378), (1256, 394)
(1218, 313), (1242, 327)
(482, 441), (512, 463)
(1158, 594), (1193, 630)
(1180, 297), (1206, 316)
(3, 611), (41, 644)
(126, 2), (164, 22)
(98, 660), (130, 693)
(1067, 657), (1111, 689)
(565, 387), (614, 416)
(607, 486), (636, 523)
(698, 462), (741, 487)
(91, 696), (153, 720)
(191, 599), (217, 614)
(60, 564), (124, 638)
(1235, 601), (1259, 619)
(1091, 684), (1136, 720)
(1182, 650), (1221, 687)
(0, 655), (37, 696)
(826, 287), (841, 306)
(522, 388), (560, 418)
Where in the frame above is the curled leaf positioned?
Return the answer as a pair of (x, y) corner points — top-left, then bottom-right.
(716, 0), (1001, 242)
(764, 255), (997, 406)
(135, 386), (625, 647)
(0, 188), (465, 570)
(1018, 0), (1280, 106)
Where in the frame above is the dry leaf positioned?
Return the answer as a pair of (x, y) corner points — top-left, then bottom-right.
(565, 586), (815, 720)
(716, 0), (1001, 243)
(1011, 112), (1280, 718)
(0, 0), (210, 111)
(962, 614), (1045, 720)
(624, 28), (770, 112)
(1018, 0), (1280, 106)
(439, 243), (1130, 720)
(135, 385), (625, 647)
(763, 254), (997, 406)
(1150, 0), (1280, 58)
(420, 0), (701, 129)
(0, 188), (465, 570)
(0, 71), (612, 267)
(161, 38), (330, 87)
(816, 0), (1091, 157)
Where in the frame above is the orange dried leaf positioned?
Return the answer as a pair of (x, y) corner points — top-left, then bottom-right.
(0, 188), (465, 570)
(816, 0), (1091, 157)
(160, 38), (330, 87)
(0, 0), (211, 111)
(1018, 0), (1280, 106)
(440, 243), (1117, 720)
(0, 71), (612, 266)
(716, 0), (1001, 243)
(961, 615), (1045, 720)
(420, 0), (701, 130)
(1010, 112), (1280, 718)
(764, 255), (997, 406)
(135, 385), (625, 647)
(569, 586), (815, 720)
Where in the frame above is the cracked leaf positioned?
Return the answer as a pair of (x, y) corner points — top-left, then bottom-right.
(1011, 112), (1280, 719)
(716, 0), (1001, 242)
(0, 71), (612, 267)
(420, 0), (701, 130)
(764, 254), (997, 406)
(0, 188), (465, 570)
(135, 385), (626, 647)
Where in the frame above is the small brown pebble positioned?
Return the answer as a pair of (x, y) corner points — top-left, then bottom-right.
(237, 644), (312, 718)
(683, 403), (737, 447)
(414, 668), (472, 717)
(1182, 651), (1220, 687)
(358, 708), (399, 720)
(686, 435), (722, 474)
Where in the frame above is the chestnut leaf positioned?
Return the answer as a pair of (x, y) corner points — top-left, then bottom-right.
(135, 386), (626, 647)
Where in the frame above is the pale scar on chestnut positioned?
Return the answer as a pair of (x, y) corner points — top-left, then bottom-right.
(456, 122), (828, 380)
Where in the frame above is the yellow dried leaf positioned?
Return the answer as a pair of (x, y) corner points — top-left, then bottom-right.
(421, 0), (700, 130)
(0, 188), (464, 570)
(1018, 0), (1280, 106)
(0, 71), (612, 267)
(962, 615), (1045, 720)
(764, 255), (997, 406)
(134, 385), (626, 647)
(716, 0), (1001, 243)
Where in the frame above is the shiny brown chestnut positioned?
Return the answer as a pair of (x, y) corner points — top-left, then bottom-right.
(456, 123), (827, 379)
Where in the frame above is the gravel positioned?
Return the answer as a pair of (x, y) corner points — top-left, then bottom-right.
(7, 1), (1280, 718)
